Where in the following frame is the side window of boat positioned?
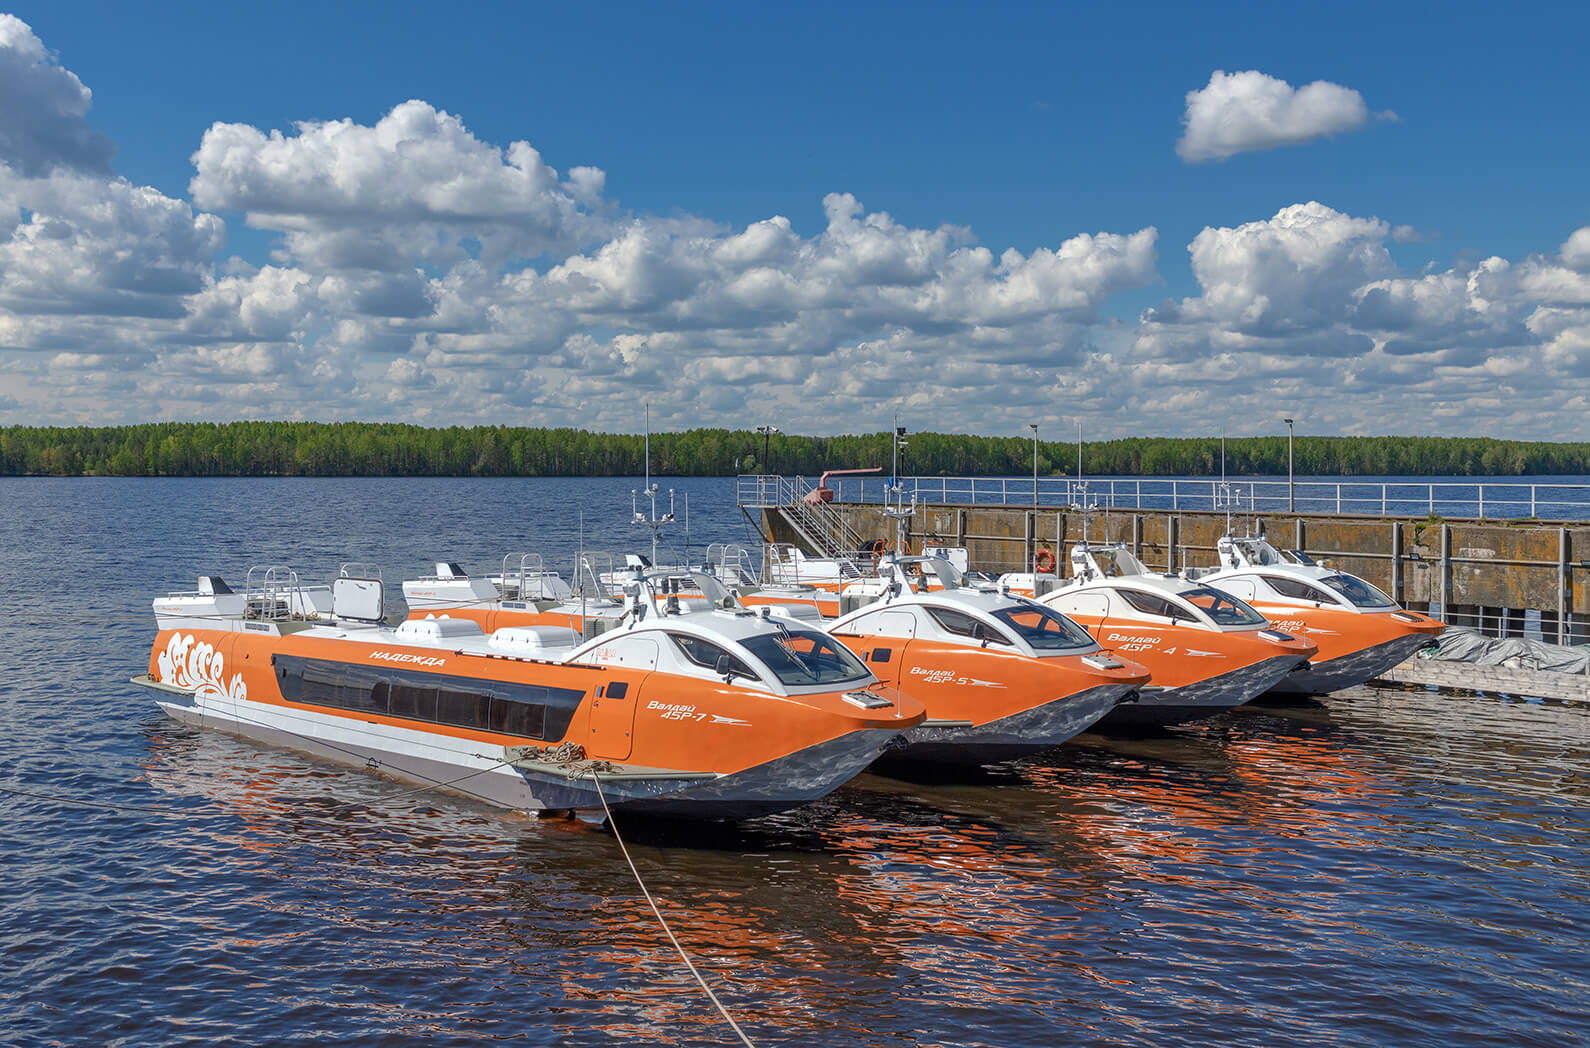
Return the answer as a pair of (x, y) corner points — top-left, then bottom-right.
(385, 681), (437, 720)
(436, 689), (493, 729)
(1262, 576), (1333, 603)
(925, 607), (1010, 645)
(274, 655), (578, 741)
(1119, 589), (1173, 619)
(669, 633), (755, 679)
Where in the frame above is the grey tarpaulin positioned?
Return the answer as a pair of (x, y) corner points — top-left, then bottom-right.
(1420, 626), (1590, 674)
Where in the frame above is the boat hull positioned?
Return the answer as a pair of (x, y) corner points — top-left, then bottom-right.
(1091, 654), (1309, 728)
(143, 678), (906, 820)
(883, 682), (1132, 765)
(575, 727), (908, 819)
(1265, 632), (1440, 695)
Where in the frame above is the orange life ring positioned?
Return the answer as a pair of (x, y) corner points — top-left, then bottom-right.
(1035, 547), (1055, 574)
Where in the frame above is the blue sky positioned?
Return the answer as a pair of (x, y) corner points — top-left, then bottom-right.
(2, 1), (1589, 437)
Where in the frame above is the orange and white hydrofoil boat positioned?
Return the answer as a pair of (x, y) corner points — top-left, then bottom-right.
(826, 556), (1150, 763)
(133, 565), (924, 820)
(1037, 544), (1317, 726)
(1196, 533), (1445, 695)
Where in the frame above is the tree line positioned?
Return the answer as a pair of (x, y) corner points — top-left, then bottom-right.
(1, 422), (1587, 477)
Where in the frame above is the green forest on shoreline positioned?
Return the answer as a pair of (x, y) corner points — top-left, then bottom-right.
(2, 422), (1585, 478)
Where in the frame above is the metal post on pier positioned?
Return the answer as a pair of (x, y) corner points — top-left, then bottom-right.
(1391, 522), (1404, 604)
(1284, 417), (1295, 512)
(1439, 523), (1452, 622)
(1559, 527), (1570, 646)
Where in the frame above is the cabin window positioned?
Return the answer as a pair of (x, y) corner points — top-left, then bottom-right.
(990, 606), (1095, 651)
(925, 607), (1013, 646)
(739, 629), (871, 686)
(1180, 587), (1267, 626)
(271, 655), (583, 740)
(436, 689), (493, 728)
(1262, 576), (1340, 604)
(1118, 589), (1185, 621)
(669, 634), (757, 679)
(388, 682), (437, 720)
(489, 697), (547, 738)
(1317, 573), (1397, 609)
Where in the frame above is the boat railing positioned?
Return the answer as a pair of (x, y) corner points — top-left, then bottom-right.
(703, 542), (760, 586)
(242, 565), (317, 621)
(339, 562), (382, 581)
(739, 474), (1590, 522)
(497, 552), (567, 600)
(762, 542), (869, 587)
(571, 552), (618, 601)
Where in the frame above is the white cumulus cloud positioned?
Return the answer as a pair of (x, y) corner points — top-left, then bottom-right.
(0, 14), (114, 175)
(189, 100), (610, 270)
(1177, 70), (1387, 163)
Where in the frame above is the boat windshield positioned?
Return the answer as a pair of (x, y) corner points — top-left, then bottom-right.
(1318, 573), (1398, 609)
(1180, 587), (1267, 626)
(739, 629), (871, 687)
(990, 605), (1096, 651)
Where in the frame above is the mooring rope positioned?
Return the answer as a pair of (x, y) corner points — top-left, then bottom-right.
(589, 770), (757, 1048)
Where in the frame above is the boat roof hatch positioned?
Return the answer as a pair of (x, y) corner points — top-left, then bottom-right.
(333, 576), (385, 624)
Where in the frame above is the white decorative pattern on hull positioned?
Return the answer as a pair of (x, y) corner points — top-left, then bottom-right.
(158, 633), (247, 704)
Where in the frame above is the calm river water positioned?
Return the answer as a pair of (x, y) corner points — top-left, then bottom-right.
(1, 478), (1587, 1047)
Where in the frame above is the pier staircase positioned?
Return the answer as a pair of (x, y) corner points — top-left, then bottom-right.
(738, 475), (871, 560)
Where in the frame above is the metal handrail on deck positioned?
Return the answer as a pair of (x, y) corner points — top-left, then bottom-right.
(736, 474), (1590, 522)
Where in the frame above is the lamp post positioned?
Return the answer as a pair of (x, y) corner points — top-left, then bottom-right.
(1028, 424), (1039, 510)
(754, 424), (780, 476)
(1284, 418), (1295, 512)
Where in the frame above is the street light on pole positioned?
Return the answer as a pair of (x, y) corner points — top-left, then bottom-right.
(754, 424), (780, 476)
(1028, 424), (1039, 510)
(1284, 418), (1295, 512)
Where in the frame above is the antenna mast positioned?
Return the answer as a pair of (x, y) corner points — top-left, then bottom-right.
(632, 401), (675, 565)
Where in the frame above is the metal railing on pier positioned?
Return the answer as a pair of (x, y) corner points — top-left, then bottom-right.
(737, 475), (1590, 521)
